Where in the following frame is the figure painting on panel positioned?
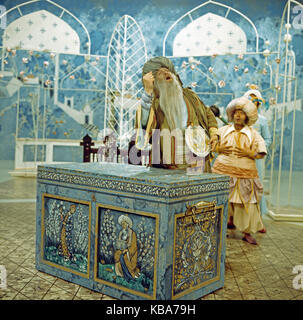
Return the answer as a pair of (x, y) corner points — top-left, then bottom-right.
(114, 215), (141, 280)
(97, 209), (155, 296)
(44, 198), (89, 273)
(58, 204), (77, 261)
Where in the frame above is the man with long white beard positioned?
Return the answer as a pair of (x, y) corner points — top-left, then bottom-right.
(135, 56), (219, 172)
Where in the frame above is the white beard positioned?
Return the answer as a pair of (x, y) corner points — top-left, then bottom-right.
(155, 74), (184, 130)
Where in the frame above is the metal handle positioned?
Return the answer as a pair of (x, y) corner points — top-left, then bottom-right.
(185, 200), (216, 225)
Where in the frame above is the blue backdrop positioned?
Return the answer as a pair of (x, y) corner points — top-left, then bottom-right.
(0, 0), (302, 171)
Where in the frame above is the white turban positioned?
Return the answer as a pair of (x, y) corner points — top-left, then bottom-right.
(118, 215), (133, 228)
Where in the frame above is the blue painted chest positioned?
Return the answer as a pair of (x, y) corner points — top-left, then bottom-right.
(35, 162), (229, 300)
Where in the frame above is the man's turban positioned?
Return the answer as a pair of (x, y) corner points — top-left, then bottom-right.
(142, 56), (183, 86)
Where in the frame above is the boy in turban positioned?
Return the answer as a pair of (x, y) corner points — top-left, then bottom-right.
(212, 96), (267, 244)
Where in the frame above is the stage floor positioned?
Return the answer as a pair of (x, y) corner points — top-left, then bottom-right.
(0, 162), (303, 300)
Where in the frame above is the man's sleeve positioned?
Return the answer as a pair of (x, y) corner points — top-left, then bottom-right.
(205, 106), (219, 138)
(135, 103), (157, 150)
(206, 106), (218, 129)
(140, 91), (153, 129)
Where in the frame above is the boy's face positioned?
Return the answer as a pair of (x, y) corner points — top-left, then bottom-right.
(233, 109), (247, 126)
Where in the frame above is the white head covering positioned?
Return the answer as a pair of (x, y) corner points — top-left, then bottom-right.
(118, 215), (133, 228)
(226, 96), (258, 126)
(244, 89), (265, 104)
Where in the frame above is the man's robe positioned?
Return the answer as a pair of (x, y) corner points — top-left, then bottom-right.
(136, 88), (218, 172)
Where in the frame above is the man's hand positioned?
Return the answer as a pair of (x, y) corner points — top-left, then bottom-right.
(143, 71), (154, 95)
(216, 142), (233, 156)
(209, 135), (219, 152)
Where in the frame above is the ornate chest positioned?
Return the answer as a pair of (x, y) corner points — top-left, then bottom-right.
(36, 162), (229, 300)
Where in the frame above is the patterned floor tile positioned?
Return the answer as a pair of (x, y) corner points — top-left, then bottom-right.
(213, 286), (244, 300)
(53, 278), (80, 295)
(0, 178), (36, 200)
(235, 272), (263, 294)
(6, 266), (35, 291)
(6, 249), (32, 266)
(272, 263), (296, 280)
(20, 257), (37, 274)
(255, 265), (282, 285)
(19, 275), (53, 300)
(0, 258), (20, 275)
(75, 286), (104, 300)
(35, 271), (58, 285)
(263, 280), (295, 299)
(229, 261), (255, 276)
(0, 287), (18, 300)
(241, 287), (270, 300)
(199, 293), (216, 300)
(13, 292), (31, 300)
(42, 284), (74, 300)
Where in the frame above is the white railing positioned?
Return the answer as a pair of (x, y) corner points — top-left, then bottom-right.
(12, 137), (102, 174)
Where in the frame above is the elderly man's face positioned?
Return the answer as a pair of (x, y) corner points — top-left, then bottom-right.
(155, 67), (173, 83)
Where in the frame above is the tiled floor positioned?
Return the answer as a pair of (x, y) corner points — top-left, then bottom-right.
(0, 176), (303, 300)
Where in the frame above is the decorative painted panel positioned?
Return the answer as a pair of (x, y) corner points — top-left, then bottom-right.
(94, 204), (159, 299)
(41, 193), (91, 277)
(36, 163), (229, 299)
(172, 201), (223, 299)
